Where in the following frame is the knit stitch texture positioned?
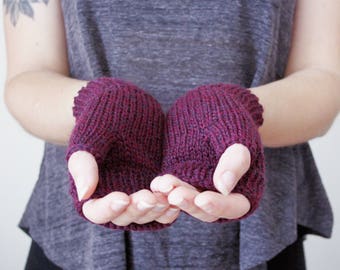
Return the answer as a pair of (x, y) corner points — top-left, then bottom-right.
(162, 83), (265, 220)
(66, 77), (168, 230)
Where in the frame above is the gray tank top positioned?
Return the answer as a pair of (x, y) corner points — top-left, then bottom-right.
(19, 1), (333, 269)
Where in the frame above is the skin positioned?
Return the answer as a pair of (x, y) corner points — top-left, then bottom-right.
(3, 0), (340, 226)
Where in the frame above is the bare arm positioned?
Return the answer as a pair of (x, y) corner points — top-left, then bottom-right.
(252, 0), (340, 147)
(3, 0), (87, 145)
(2, 1), (180, 227)
(151, 0), (340, 223)
(4, 0), (339, 148)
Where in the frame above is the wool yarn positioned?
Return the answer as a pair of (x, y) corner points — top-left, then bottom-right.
(162, 83), (265, 220)
(66, 77), (167, 230)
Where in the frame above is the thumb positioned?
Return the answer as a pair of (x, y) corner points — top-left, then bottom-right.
(213, 143), (251, 195)
(68, 150), (99, 201)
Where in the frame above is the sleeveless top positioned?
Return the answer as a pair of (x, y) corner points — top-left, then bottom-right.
(19, 1), (333, 269)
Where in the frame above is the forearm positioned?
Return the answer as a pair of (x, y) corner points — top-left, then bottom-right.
(4, 70), (87, 145)
(252, 68), (340, 147)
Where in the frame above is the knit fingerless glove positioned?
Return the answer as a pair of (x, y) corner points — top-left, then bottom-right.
(162, 83), (265, 219)
(66, 77), (167, 230)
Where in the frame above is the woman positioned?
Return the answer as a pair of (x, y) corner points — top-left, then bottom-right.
(3, 0), (339, 269)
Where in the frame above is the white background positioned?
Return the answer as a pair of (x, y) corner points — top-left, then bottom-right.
(0, 4), (339, 270)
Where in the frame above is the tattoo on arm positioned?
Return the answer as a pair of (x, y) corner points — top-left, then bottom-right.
(3, 0), (50, 26)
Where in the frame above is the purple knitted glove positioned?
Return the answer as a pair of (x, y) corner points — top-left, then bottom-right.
(162, 83), (265, 220)
(66, 77), (167, 230)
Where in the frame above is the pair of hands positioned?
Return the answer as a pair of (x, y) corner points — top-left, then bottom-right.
(68, 143), (251, 227)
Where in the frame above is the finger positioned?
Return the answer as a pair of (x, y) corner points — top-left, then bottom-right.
(68, 150), (99, 200)
(156, 207), (181, 224)
(213, 143), (251, 195)
(150, 174), (197, 195)
(134, 192), (172, 224)
(194, 191), (251, 219)
(168, 186), (218, 222)
(82, 192), (130, 224)
(111, 189), (157, 227)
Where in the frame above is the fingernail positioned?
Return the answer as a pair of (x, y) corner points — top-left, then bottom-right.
(220, 171), (237, 195)
(158, 182), (173, 193)
(76, 182), (89, 201)
(165, 207), (179, 217)
(195, 197), (213, 212)
(195, 199), (214, 213)
(169, 196), (187, 208)
(150, 177), (160, 191)
(154, 204), (167, 212)
(137, 201), (155, 211)
(195, 197), (207, 208)
(110, 200), (129, 211)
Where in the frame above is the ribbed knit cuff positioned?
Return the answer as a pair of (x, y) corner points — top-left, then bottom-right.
(223, 83), (264, 127)
(72, 77), (132, 118)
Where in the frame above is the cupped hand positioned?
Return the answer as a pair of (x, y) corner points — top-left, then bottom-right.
(68, 151), (180, 226)
(151, 144), (251, 222)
